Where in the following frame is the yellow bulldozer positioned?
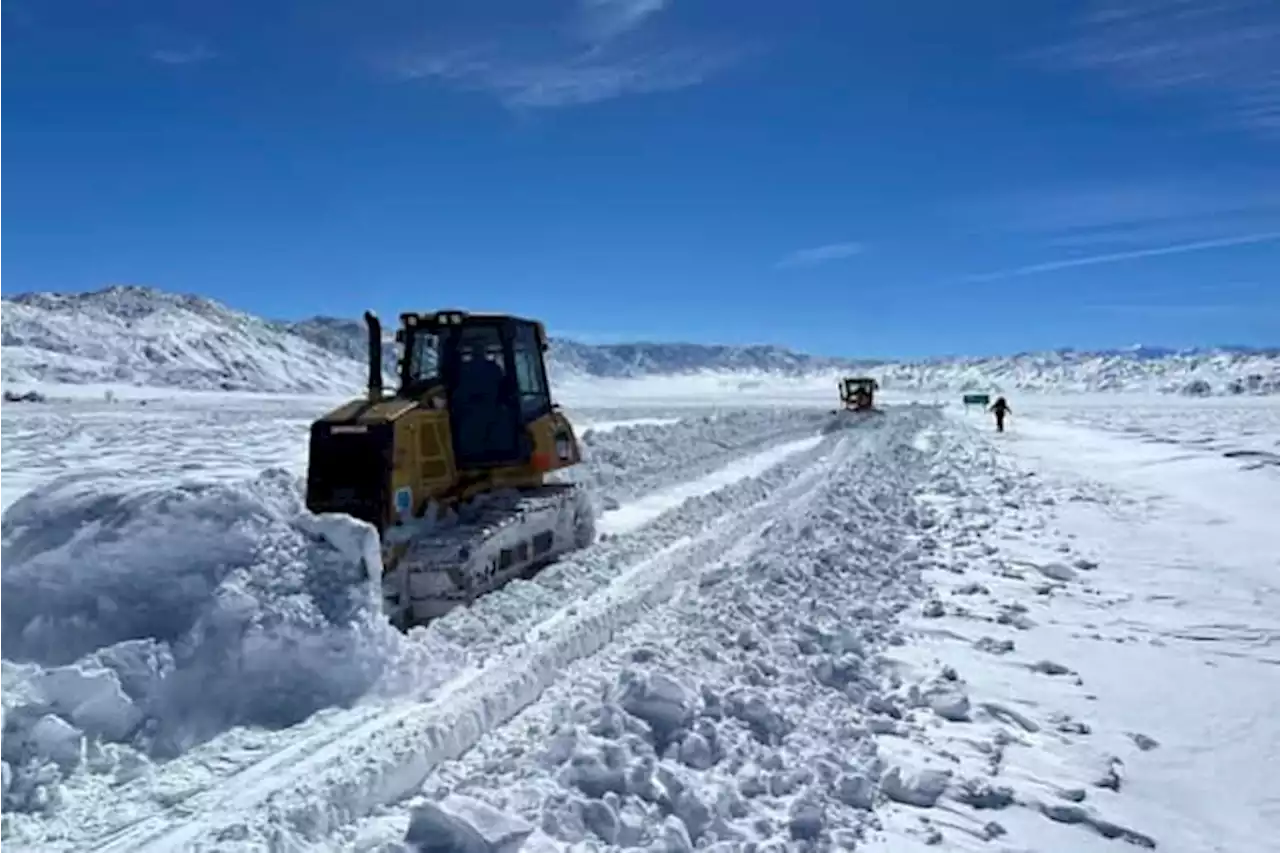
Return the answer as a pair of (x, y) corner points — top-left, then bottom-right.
(839, 376), (879, 412)
(305, 309), (594, 629)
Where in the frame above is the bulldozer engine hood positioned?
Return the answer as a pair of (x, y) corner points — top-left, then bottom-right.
(318, 395), (429, 426)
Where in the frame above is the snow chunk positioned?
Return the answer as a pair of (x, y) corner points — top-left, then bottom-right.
(727, 691), (792, 744)
(27, 714), (83, 771)
(677, 730), (715, 770)
(881, 765), (952, 808)
(617, 671), (695, 740)
(405, 793), (535, 853)
(927, 685), (971, 722)
(35, 664), (141, 742)
(834, 773), (877, 809)
(1128, 731), (1161, 751)
(788, 798), (825, 840)
(1029, 659), (1074, 676)
(1037, 561), (1078, 582)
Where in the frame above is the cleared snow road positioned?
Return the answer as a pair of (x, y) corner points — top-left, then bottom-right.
(334, 405), (948, 851)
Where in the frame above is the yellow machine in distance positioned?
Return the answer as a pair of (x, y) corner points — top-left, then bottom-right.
(305, 310), (594, 629)
(839, 376), (879, 412)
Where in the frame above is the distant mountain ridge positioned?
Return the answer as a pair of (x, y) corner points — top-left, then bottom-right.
(2, 285), (1277, 396)
(1, 286), (866, 393)
(1001, 344), (1280, 360)
(279, 314), (866, 381)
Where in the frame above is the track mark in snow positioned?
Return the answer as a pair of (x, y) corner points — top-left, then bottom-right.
(370, 411), (947, 851)
(596, 434), (823, 536)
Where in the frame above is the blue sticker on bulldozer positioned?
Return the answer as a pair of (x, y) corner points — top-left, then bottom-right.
(394, 487), (413, 515)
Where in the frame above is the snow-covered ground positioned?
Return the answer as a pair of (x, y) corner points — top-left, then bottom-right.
(869, 408), (1280, 853)
(3, 386), (1278, 852)
(1001, 395), (1280, 470)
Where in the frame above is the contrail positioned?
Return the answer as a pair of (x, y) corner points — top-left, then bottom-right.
(965, 231), (1280, 283)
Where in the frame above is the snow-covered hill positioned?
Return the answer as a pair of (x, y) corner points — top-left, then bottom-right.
(876, 349), (1280, 396)
(885, 345), (1280, 394)
(2, 287), (366, 394)
(2, 285), (1278, 396)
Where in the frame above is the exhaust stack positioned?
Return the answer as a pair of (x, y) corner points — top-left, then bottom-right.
(364, 310), (383, 400)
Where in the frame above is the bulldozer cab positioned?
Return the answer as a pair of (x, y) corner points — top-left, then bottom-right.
(839, 376), (878, 411)
(396, 311), (553, 470)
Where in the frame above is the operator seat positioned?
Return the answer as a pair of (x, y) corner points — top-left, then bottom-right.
(451, 355), (521, 465)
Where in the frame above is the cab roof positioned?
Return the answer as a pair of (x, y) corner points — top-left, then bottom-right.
(400, 309), (541, 327)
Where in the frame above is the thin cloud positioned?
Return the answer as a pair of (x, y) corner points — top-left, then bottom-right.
(775, 241), (864, 269)
(149, 45), (217, 65)
(953, 182), (1280, 268)
(964, 231), (1280, 283)
(385, 1), (746, 109)
(1084, 302), (1246, 317)
(962, 182), (1280, 235)
(392, 43), (738, 108)
(1045, 220), (1251, 249)
(571, 0), (668, 44)
(137, 21), (217, 66)
(1038, 0), (1280, 137)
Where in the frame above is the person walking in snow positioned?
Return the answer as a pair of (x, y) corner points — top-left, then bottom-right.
(989, 396), (1011, 433)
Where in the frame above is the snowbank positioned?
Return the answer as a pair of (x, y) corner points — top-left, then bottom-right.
(0, 469), (434, 813)
(573, 408), (834, 510)
(556, 371), (844, 407)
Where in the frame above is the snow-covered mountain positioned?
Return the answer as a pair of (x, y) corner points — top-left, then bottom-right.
(874, 349), (1280, 396)
(2, 285), (1277, 396)
(2, 287), (368, 394)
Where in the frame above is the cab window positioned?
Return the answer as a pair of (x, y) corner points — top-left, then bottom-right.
(406, 330), (440, 388)
(512, 323), (550, 420)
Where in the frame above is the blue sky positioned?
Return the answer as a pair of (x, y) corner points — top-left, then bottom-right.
(4, 0), (1279, 357)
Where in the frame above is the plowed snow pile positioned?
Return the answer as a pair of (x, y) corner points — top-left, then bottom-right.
(0, 469), (453, 811)
(574, 408), (835, 510)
